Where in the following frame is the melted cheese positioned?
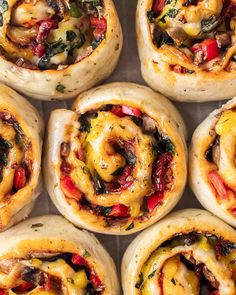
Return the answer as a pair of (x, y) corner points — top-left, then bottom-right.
(215, 110), (236, 135)
(12, 0), (55, 26)
(156, 0), (223, 38)
(162, 256), (199, 295)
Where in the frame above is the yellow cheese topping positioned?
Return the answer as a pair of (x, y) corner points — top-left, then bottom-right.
(215, 110), (236, 135)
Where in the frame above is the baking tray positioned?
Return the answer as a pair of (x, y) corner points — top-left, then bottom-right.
(27, 0), (225, 282)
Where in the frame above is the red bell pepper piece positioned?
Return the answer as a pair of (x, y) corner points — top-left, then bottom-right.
(90, 17), (107, 39)
(61, 175), (83, 201)
(208, 170), (227, 199)
(0, 290), (6, 295)
(230, 206), (236, 216)
(90, 271), (104, 291)
(14, 167), (26, 189)
(153, 0), (165, 14)
(71, 254), (88, 266)
(109, 204), (130, 217)
(202, 39), (220, 61)
(146, 192), (164, 212)
(122, 106), (142, 117)
(15, 281), (35, 292)
(111, 106), (125, 117)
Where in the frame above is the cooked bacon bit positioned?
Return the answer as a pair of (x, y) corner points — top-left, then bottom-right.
(43, 275), (53, 290)
(171, 64), (187, 73)
(116, 166), (133, 189)
(36, 19), (58, 44)
(33, 43), (46, 58)
(109, 204), (130, 217)
(14, 167), (27, 189)
(61, 159), (71, 174)
(216, 32), (231, 49)
(202, 266), (219, 289)
(77, 148), (86, 161)
(152, 152), (173, 193)
(16, 58), (38, 70)
(60, 142), (70, 157)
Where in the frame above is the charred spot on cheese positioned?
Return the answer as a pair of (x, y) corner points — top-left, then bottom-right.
(147, 0), (236, 72)
(0, 251), (104, 294)
(59, 104), (176, 227)
(0, 0), (106, 70)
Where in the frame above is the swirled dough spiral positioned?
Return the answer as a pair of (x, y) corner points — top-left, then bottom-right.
(44, 82), (187, 234)
(0, 83), (43, 231)
(0, 0), (122, 100)
(190, 97), (236, 227)
(122, 209), (236, 294)
(0, 215), (120, 294)
(137, 0), (236, 101)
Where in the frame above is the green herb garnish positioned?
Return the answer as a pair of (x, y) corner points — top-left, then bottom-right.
(69, 2), (81, 18)
(125, 222), (134, 231)
(83, 250), (91, 258)
(56, 84), (66, 93)
(135, 272), (144, 289)
(148, 269), (157, 279)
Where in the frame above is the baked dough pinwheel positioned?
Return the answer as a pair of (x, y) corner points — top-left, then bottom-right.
(122, 209), (236, 295)
(137, 0), (236, 102)
(44, 82), (187, 234)
(190, 98), (236, 227)
(0, 83), (43, 231)
(0, 215), (120, 294)
(0, 0), (122, 100)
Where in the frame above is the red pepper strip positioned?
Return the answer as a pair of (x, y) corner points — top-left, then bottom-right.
(71, 254), (88, 266)
(110, 106), (125, 117)
(14, 167), (27, 189)
(153, 0), (165, 14)
(146, 192), (164, 212)
(15, 281), (35, 292)
(201, 39), (220, 61)
(0, 290), (6, 295)
(90, 17), (107, 39)
(36, 19), (58, 44)
(122, 106), (142, 117)
(208, 170), (227, 199)
(90, 271), (104, 291)
(61, 175), (83, 201)
(109, 204), (130, 217)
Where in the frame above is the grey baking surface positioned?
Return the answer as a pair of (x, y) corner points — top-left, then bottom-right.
(27, 0), (226, 281)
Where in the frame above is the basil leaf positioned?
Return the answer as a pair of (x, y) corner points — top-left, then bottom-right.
(125, 222), (134, 231)
(93, 172), (107, 195)
(69, 2), (81, 18)
(201, 15), (220, 33)
(159, 9), (179, 23)
(66, 30), (77, 42)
